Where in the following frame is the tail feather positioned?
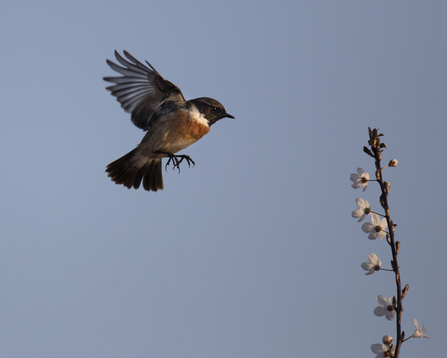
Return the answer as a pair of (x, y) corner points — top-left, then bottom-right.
(106, 149), (164, 192)
(142, 160), (163, 191)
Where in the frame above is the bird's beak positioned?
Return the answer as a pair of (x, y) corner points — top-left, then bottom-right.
(225, 113), (235, 119)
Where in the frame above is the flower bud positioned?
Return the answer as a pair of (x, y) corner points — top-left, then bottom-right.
(383, 181), (390, 194)
(388, 159), (398, 167)
(402, 284), (409, 298)
(382, 335), (393, 345)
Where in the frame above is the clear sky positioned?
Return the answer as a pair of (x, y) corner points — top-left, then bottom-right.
(1, 1), (445, 357)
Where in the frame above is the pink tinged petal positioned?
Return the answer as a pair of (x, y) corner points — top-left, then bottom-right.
(378, 231), (387, 240)
(365, 269), (375, 275)
(364, 172), (370, 180)
(357, 167), (365, 175)
(379, 218), (388, 229)
(361, 262), (373, 271)
(413, 319), (418, 328)
(351, 182), (361, 189)
(358, 214), (367, 222)
(362, 183), (368, 191)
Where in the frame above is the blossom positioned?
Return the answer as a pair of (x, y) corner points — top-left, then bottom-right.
(361, 213), (388, 240)
(374, 294), (396, 321)
(352, 198), (371, 222)
(371, 343), (394, 358)
(411, 319), (428, 338)
(382, 335), (393, 345)
(350, 168), (370, 191)
(388, 159), (398, 167)
(361, 253), (381, 275)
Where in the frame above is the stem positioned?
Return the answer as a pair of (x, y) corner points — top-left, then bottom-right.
(371, 210), (386, 218)
(372, 149), (403, 357)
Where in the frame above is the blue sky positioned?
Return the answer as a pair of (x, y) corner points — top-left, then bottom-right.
(1, 1), (446, 357)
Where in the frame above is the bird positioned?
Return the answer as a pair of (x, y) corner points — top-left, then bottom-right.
(103, 50), (234, 192)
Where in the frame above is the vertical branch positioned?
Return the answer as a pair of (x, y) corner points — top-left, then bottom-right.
(368, 129), (403, 357)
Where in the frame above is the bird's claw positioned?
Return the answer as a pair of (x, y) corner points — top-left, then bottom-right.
(157, 152), (195, 173)
(177, 155), (195, 168)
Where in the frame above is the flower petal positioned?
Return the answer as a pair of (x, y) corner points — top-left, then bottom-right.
(355, 197), (366, 208)
(386, 310), (396, 321)
(374, 306), (387, 317)
(368, 232), (377, 240)
(370, 213), (380, 226)
(350, 174), (360, 182)
(352, 208), (363, 218)
(376, 295), (388, 306)
(371, 343), (386, 355)
(368, 253), (378, 264)
(358, 214), (367, 222)
(362, 222), (374, 233)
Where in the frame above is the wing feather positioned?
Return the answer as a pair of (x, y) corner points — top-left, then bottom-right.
(104, 50), (185, 130)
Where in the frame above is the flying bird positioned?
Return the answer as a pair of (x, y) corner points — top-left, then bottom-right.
(104, 50), (234, 192)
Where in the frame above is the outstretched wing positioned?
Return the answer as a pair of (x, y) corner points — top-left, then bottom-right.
(104, 50), (186, 130)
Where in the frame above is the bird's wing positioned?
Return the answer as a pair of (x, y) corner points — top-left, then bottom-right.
(104, 50), (186, 131)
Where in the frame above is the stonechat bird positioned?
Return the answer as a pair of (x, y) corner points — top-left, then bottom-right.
(104, 50), (234, 192)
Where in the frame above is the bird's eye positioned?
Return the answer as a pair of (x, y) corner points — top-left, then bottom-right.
(212, 107), (218, 112)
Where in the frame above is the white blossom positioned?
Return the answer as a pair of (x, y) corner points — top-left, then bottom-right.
(371, 343), (393, 358)
(361, 213), (388, 240)
(412, 319), (428, 338)
(382, 335), (393, 345)
(361, 253), (381, 275)
(352, 198), (371, 222)
(373, 294), (396, 321)
(350, 168), (370, 191)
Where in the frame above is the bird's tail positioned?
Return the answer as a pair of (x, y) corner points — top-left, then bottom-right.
(105, 149), (164, 192)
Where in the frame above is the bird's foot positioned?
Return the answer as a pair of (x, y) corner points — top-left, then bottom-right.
(156, 152), (195, 173)
(176, 155), (195, 168)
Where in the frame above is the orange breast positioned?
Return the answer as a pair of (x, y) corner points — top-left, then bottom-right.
(156, 110), (210, 153)
(179, 114), (210, 140)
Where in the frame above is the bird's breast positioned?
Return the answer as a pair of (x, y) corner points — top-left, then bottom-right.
(155, 108), (210, 153)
